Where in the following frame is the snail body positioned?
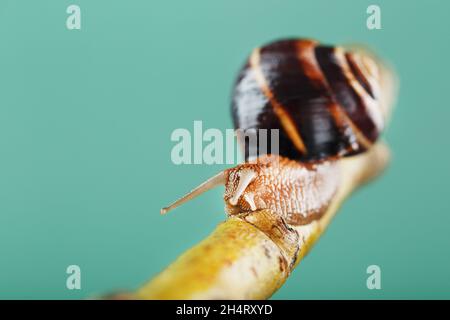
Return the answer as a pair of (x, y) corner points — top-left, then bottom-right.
(223, 154), (339, 225)
(162, 38), (394, 226)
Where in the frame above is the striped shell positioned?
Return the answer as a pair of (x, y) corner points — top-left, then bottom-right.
(232, 38), (388, 161)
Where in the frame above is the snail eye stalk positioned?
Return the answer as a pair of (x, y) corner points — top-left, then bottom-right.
(160, 171), (225, 215)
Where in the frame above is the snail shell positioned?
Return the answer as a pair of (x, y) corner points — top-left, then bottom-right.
(232, 38), (390, 161)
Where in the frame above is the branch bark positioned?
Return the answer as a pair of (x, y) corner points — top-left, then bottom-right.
(116, 143), (390, 300)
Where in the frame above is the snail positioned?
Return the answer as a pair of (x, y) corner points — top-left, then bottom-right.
(161, 38), (395, 226)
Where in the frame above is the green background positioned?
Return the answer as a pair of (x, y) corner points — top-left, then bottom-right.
(0, 0), (449, 299)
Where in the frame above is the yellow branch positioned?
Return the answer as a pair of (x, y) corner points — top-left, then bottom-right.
(118, 143), (389, 300)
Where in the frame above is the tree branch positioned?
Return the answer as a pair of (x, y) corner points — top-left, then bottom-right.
(111, 143), (390, 300)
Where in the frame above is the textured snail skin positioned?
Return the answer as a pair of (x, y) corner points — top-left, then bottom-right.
(232, 38), (388, 161)
(223, 155), (340, 225)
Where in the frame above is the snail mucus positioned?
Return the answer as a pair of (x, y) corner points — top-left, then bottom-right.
(161, 38), (395, 226)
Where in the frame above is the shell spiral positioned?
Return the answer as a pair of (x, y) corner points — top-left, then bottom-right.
(232, 38), (390, 161)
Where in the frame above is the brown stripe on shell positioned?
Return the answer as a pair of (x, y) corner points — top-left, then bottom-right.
(231, 38), (386, 161)
(258, 39), (350, 160)
(345, 52), (375, 98)
(231, 60), (304, 161)
(334, 48), (384, 140)
(294, 40), (366, 155)
(314, 45), (382, 144)
(249, 47), (308, 155)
